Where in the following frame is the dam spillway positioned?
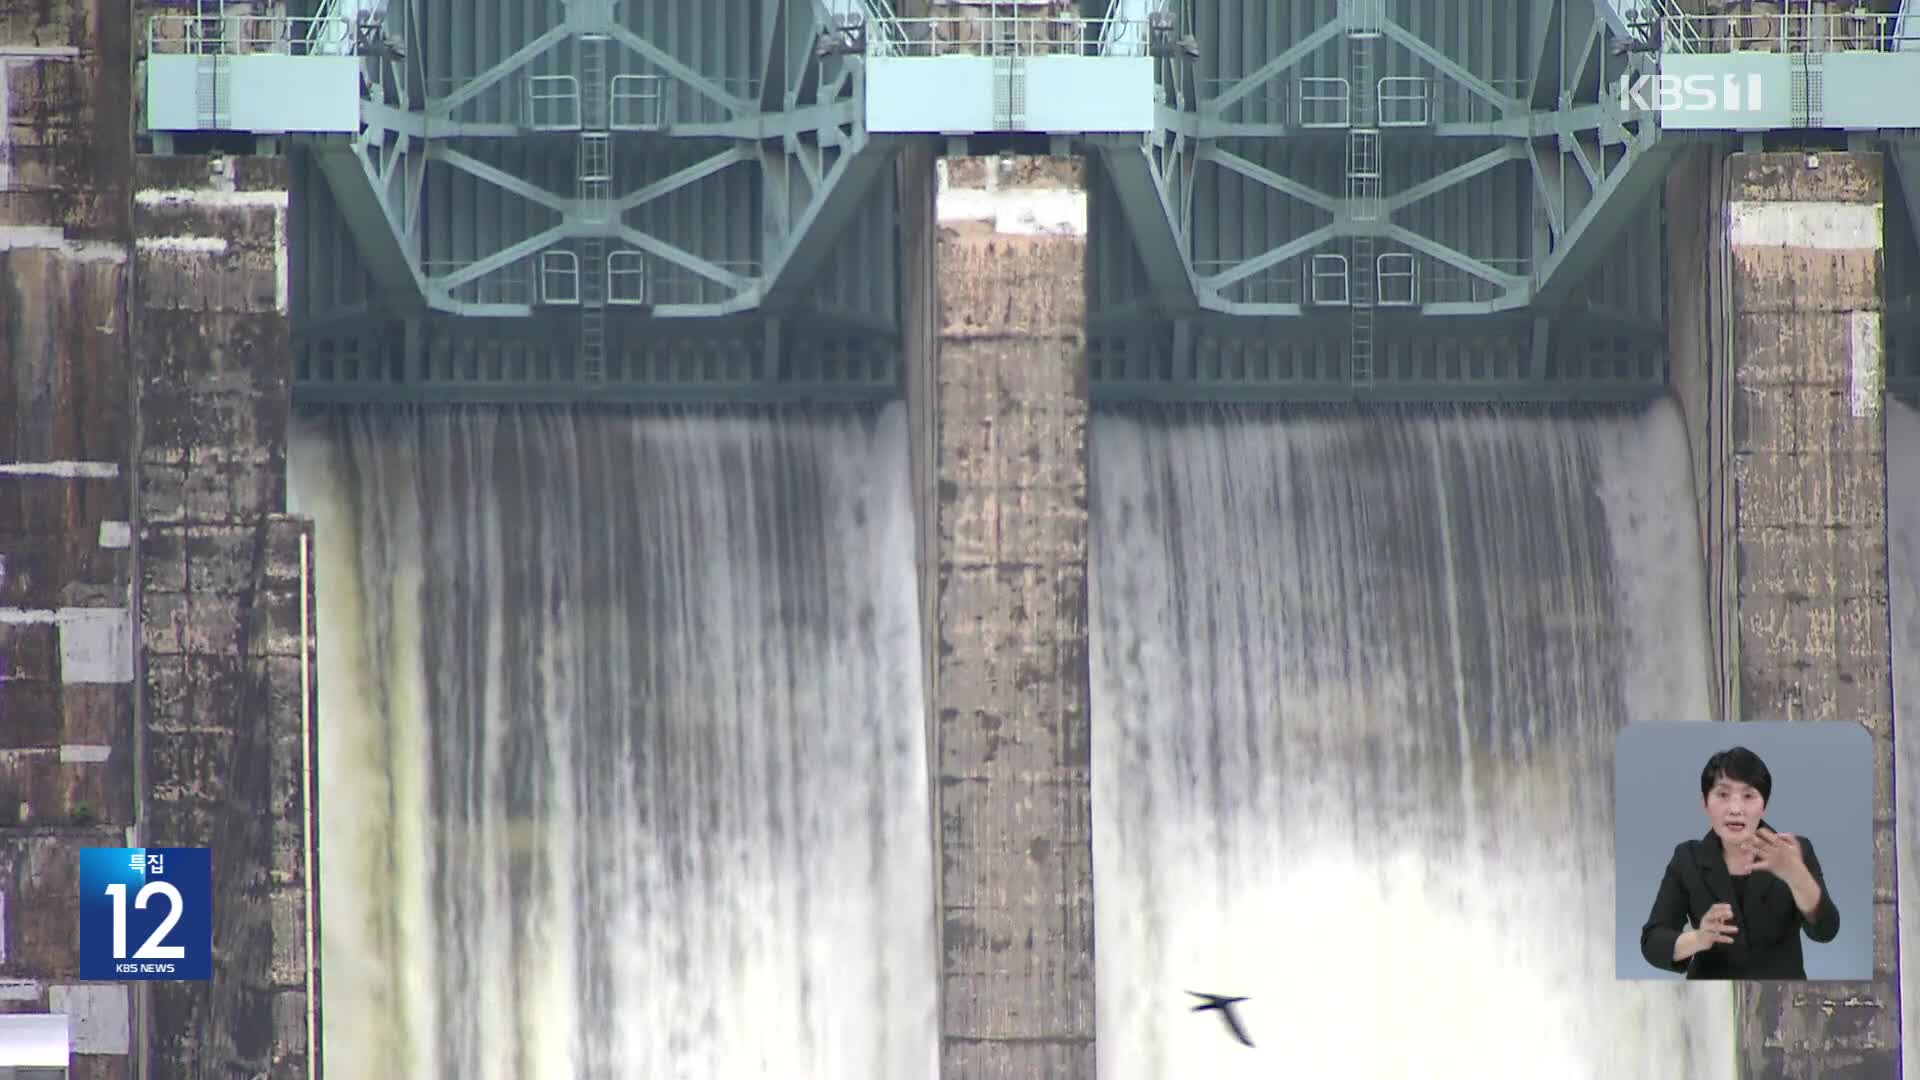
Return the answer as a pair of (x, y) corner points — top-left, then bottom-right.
(286, 404), (940, 1080)
(283, 396), (1756, 1078)
(1087, 401), (1736, 1079)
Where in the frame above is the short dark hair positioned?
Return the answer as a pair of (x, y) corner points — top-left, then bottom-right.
(1700, 746), (1772, 802)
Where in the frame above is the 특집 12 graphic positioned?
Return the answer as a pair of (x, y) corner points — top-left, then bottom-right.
(78, 848), (212, 981)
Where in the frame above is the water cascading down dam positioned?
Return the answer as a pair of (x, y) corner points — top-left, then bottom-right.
(1087, 402), (1736, 1078)
(284, 392), (1750, 1079)
(286, 405), (940, 1079)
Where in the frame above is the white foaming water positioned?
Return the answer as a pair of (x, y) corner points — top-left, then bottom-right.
(287, 403), (937, 1080)
(1088, 400), (1737, 1080)
(1889, 399), (1920, 1079)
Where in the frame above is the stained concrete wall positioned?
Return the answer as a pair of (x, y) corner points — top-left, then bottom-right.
(132, 153), (320, 1080)
(1, 3), (320, 1076)
(1, 2), (141, 1075)
(1667, 149), (1903, 1078)
(926, 197), (1096, 1078)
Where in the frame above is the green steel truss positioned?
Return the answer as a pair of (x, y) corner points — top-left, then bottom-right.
(288, 0), (1920, 404)
(292, 0), (906, 402)
(1086, 0), (1680, 401)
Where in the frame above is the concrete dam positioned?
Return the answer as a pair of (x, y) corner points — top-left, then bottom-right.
(3, 2), (1918, 1079)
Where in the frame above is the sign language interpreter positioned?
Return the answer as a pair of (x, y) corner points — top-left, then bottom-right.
(1637, 747), (1840, 980)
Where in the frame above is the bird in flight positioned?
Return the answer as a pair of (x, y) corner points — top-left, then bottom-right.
(1187, 990), (1254, 1047)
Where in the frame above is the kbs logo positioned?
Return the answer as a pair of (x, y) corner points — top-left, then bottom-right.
(1618, 71), (1765, 113)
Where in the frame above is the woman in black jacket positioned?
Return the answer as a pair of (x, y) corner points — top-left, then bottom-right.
(1638, 746), (1840, 980)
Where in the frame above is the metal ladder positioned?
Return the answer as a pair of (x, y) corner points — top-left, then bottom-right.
(577, 33), (612, 383)
(988, 2), (1029, 129)
(194, 0), (228, 130)
(1345, 0), (1381, 387)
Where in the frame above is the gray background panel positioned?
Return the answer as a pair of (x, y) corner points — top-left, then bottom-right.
(1614, 720), (1875, 981)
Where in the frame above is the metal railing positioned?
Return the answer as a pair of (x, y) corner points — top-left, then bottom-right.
(1194, 260), (1303, 306)
(1422, 256), (1529, 305)
(146, 14), (355, 57)
(527, 74), (582, 128)
(424, 255), (761, 307)
(609, 74), (669, 129)
(1193, 254), (1528, 308)
(609, 258), (759, 307)
(870, 16), (1151, 58)
(1659, 9), (1917, 54)
(1198, 75), (1525, 126)
(1633, 0), (1710, 53)
(422, 259), (535, 306)
(423, 72), (742, 129)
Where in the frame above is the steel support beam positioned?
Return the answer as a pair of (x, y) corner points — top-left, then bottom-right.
(1528, 0), (1565, 112)
(1203, 145), (1340, 213)
(1378, 12), (1520, 120)
(429, 25), (571, 117)
(1382, 222), (1531, 300)
(1202, 224), (1336, 297)
(1890, 136), (1920, 260)
(1531, 123), (1681, 307)
(1092, 135), (1199, 314)
(427, 145), (571, 213)
(1523, 0), (1683, 308)
(306, 135), (428, 312)
(607, 25), (755, 118)
(1384, 144), (1529, 215)
(760, 128), (900, 308)
(1202, 20), (1343, 117)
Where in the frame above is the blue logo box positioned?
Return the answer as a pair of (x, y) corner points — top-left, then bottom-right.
(78, 847), (212, 981)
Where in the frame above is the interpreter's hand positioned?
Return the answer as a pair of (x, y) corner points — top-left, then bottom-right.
(1696, 902), (1738, 947)
(1675, 902), (1738, 962)
(1750, 829), (1807, 880)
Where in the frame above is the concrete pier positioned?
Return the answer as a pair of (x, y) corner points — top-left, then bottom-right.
(0, 5), (321, 1075)
(1, 3), (143, 1075)
(132, 153), (321, 1080)
(1667, 149), (1903, 1077)
(924, 181), (1098, 1079)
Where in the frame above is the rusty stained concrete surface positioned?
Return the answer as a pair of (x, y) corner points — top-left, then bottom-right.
(3, 1), (319, 1073)
(932, 225), (1096, 1080)
(0, 0), (134, 240)
(939, 230), (1090, 341)
(1712, 152), (1902, 1080)
(132, 152), (319, 1080)
(0, 1), (138, 1077)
